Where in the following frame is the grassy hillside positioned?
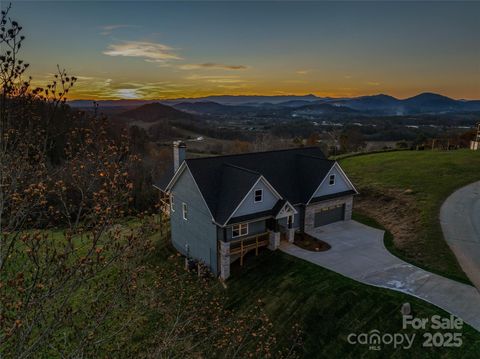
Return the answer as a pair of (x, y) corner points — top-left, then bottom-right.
(7, 217), (480, 357)
(138, 233), (480, 358)
(340, 149), (480, 283)
(227, 250), (480, 358)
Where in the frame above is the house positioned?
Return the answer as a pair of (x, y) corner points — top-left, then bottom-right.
(471, 123), (480, 150)
(155, 142), (358, 280)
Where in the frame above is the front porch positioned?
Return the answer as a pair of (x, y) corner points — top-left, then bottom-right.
(219, 217), (296, 280)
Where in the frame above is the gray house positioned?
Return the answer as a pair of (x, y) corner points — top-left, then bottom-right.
(156, 142), (357, 279)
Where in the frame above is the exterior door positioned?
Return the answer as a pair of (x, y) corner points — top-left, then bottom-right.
(314, 204), (345, 227)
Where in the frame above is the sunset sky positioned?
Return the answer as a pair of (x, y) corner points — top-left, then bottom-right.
(8, 1), (480, 100)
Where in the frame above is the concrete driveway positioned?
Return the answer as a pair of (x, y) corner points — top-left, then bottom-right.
(280, 220), (480, 331)
(441, 181), (480, 290)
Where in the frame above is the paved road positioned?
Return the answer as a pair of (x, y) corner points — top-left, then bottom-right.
(280, 221), (480, 331)
(440, 181), (480, 290)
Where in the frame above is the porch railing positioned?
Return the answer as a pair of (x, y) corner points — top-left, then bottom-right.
(229, 232), (270, 266)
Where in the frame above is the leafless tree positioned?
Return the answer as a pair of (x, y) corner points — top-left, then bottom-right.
(0, 6), (152, 357)
(0, 6), (301, 358)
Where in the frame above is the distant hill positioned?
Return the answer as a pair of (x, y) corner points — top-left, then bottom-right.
(401, 92), (460, 113)
(119, 103), (194, 123)
(329, 94), (399, 113)
(463, 100), (480, 111)
(276, 99), (327, 108)
(172, 101), (254, 115)
(292, 103), (358, 116)
(327, 93), (480, 115)
(69, 94), (322, 108)
(69, 99), (157, 109)
(164, 94), (321, 105)
(69, 92), (480, 115)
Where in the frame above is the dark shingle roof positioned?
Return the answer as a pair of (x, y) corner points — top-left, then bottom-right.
(184, 147), (334, 224)
(215, 164), (261, 224)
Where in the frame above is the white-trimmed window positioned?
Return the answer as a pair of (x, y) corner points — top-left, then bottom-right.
(232, 223), (248, 238)
(182, 202), (188, 220)
(254, 189), (263, 203)
(329, 174), (336, 186)
(170, 194), (175, 212)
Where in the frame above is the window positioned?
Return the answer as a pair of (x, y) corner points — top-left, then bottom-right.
(182, 202), (188, 220)
(329, 174), (335, 186)
(254, 189), (263, 203)
(232, 223), (248, 238)
(170, 194), (175, 212)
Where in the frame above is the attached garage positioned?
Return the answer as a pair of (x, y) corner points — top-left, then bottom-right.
(314, 204), (345, 227)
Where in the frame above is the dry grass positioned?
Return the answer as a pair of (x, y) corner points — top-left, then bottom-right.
(341, 149), (480, 283)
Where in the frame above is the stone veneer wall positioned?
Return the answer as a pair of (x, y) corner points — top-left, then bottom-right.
(304, 195), (354, 232)
(219, 241), (230, 280)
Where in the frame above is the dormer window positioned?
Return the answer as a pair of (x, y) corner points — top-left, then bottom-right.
(329, 174), (335, 186)
(254, 189), (263, 203)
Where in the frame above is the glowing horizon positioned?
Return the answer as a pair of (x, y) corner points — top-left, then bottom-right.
(10, 1), (480, 101)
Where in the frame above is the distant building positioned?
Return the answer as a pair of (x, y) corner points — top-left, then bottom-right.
(471, 123), (480, 150)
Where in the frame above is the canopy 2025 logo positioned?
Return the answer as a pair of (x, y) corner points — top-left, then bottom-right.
(347, 314), (463, 351)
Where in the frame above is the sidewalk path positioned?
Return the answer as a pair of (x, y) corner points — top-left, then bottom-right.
(440, 181), (480, 291)
(280, 220), (480, 331)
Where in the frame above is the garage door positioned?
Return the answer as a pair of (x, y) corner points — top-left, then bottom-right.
(314, 204), (345, 227)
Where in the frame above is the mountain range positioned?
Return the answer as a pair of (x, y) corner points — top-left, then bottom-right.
(69, 92), (480, 116)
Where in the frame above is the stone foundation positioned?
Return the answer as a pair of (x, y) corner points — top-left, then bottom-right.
(219, 241), (230, 280)
(286, 228), (295, 243)
(268, 231), (280, 250)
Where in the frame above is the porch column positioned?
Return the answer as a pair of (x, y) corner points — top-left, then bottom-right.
(219, 241), (230, 280)
(268, 231), (280, 250)
(286, 228), (295, 243)
(344, 196), (353, 220)
(304, 205), (315, 232)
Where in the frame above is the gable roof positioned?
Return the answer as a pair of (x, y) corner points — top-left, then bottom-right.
(180, 147), (335, 224)
(215, 164), (261, 225)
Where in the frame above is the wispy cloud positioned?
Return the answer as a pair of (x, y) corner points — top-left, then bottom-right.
(216, 83), (252, 90)
(75, 75), (95, 81)
(296, 70), (309, 75)
(344, 75), (353, 79)
(179, 63), (248, 71)
(100, 24), (139, 35)
(184, 74), (246, 84)
(103, 41), (182, 63)
(59, 75), (194, 100)
(366, 81), (380, 86)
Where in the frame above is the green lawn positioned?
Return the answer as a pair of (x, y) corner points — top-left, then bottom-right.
(7, 217), (480, 357)
(227, 249), (480, 358)
(340, 149), (480, 283)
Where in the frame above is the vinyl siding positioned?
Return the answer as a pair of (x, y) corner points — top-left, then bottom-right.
(230, 179), (278, 219)
(170, 167), (218, 274)
(225, 219), (267, 241)
(312, 165), (352, 198)
(294, 205), (303, 229)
